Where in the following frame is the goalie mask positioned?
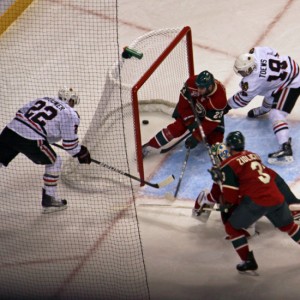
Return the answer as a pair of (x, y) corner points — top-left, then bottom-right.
(211, 143), (230, 166)
(233, 53), (256, 77)
(58, 87), (80, 105)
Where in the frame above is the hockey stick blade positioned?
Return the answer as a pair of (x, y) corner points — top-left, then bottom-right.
(52, 143), (174, 189)
(155, 174), (175, 188)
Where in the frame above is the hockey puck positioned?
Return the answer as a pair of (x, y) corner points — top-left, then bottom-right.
(142, 120), (149, 125)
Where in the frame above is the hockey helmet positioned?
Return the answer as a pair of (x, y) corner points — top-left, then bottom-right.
(225, 131), (245, 151)
(195, 70), (215, 88)
(233, 53), (256, 77)
(58, 87), (80, 105)
(211, 142), (230, 166)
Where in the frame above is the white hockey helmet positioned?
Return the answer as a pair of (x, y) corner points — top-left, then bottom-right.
(233, 53), (256, 77)
(210, 142), (230, 166)
(58, 87), (80, 105)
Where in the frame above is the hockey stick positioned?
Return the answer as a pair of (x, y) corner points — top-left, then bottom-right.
(138, 203), (219, 211)
(160, 132), (192, 154)
(52, 143), (175, 189)
(165, 146), (191, 200)
(187, 98), (223, 215)
(187, 98), (218, 168)
(114, 201), (219, 210)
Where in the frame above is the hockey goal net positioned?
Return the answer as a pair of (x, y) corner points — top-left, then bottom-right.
(62, 26), (194, 190)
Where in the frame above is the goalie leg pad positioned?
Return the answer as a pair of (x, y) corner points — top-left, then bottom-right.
(192, 190), (216, 217)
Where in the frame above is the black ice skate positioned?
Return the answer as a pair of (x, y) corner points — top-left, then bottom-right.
(236, 251), (258, 275)
(268, 138), (293, 165)
(42, 189), (68, 214)
(247, 106), (270, 118)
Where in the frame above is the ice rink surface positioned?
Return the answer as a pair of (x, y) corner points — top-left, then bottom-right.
(118, 0), (300, 299)
(2, 0), (300, 299)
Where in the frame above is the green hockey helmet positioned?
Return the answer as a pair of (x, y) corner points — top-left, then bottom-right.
(225, 131), (245, 151)
(195, 70), (215, 88)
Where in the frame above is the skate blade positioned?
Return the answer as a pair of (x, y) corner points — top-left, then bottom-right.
(42, 205), (68, 214)
(267, 156), (293, 166)
(238, 270), (259, 276)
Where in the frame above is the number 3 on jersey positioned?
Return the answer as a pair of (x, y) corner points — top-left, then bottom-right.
(251, 161), (271, 184)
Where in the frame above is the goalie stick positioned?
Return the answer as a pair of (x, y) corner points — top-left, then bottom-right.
(187, 97), (219, 168)
(53, 143), (175, 189)
(160, 132), (192, 154)
(138, 203), (219, 211)
(165, 146), (191, 200)
(187, 97), (224, 215)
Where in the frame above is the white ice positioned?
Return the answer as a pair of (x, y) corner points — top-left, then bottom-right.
(118, 1), (300, 299)
(1, 0), (300, 299)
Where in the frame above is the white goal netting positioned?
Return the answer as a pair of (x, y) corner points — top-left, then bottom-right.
(62, 27), (194, 190)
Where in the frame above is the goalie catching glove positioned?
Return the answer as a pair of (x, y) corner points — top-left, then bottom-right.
(74, 145), (92, 164)
(208, 166), (224, 182)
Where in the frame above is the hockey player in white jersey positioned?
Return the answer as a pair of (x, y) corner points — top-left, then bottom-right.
(225, 46), (300, 165)
(0, 87), (91, 213)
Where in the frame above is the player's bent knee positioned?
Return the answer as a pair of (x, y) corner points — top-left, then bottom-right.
(269, 109), (288, 123)
(224, 221), (243, 238)
(224, 221), (252, 239)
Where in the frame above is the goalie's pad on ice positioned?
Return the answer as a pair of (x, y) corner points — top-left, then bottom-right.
(192, 190), (215, 217)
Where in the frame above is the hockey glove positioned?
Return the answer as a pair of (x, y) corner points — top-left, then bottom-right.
(185, 120), (198, 133)
(208, 166), (224, 182)
(74, 145), (92, 164)
(223, 104), (232, 115)
(185, 135), (198, 149)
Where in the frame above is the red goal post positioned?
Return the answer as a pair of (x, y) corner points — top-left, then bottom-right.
(132, 26), (195, 184)
(61, 26), (194, 191)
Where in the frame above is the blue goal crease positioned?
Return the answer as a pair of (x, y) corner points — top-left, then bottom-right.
(141, 115), (300, 200)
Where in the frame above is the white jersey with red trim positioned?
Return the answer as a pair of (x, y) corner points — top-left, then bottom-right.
(228, 46), (300, 109)
(7, 96), (81, 156)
